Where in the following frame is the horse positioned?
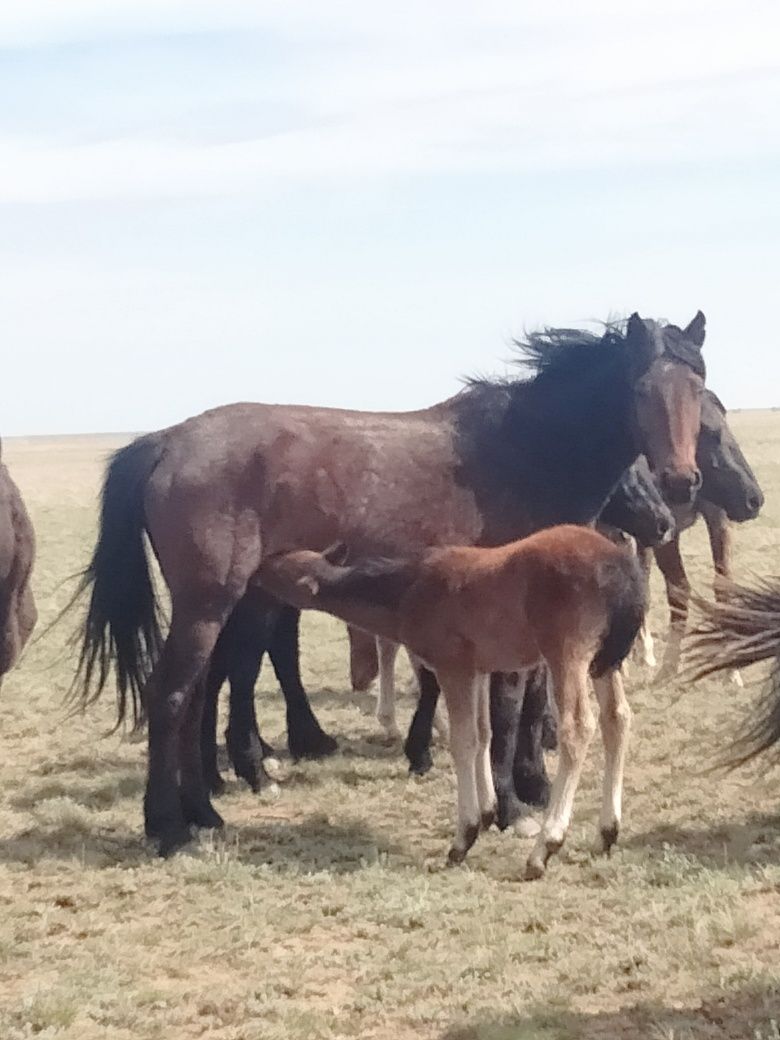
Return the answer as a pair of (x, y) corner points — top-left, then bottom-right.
(687, 578), (780, 766)
(0, 442), (37, 683)
(259, 526), (646, 878)
(200, 451), (674, 797)
(634, 389), (763, 681)
(71, 311), (705, 856)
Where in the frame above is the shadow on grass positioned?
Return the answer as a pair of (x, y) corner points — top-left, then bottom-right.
(234, 812), (399, 874)
(625, 810), (780, 870)
(10, 771), (145, 811)
(443, 985), (780, 1039)
(0, 825), (149, 868)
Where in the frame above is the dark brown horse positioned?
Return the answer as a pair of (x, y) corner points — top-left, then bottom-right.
(72, 312), (706, 855)
(0, 442), (37, 682)
(635, 389), (763, 681)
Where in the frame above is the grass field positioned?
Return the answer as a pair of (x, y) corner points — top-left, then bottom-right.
(1, 416), (779, 1040)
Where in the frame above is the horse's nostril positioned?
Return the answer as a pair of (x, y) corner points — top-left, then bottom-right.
(748, 494), (761, 513)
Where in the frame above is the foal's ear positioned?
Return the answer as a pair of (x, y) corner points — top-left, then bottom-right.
(683, 310), (706, 348)
(297, 574), (320, 596)
(322, 541), (349, 566)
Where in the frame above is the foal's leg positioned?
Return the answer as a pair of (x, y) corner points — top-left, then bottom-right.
(593, 669), (632, 854)
(376, 638), (402, 740)
(526, 659), (596, 880)
(404, 666), (440, 775)
(654, 535), (690, 682)
(631, 546), (656, 668)
(475, 674), (497, 830)
(269, 604), (338, 760)
(701, 503), (743, 688)
(440, 671), (481, 864)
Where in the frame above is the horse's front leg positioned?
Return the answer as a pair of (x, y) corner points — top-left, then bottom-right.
(654, 535), (689, 682)
(631, 545), (657, 668)
(701, 502), (743, 687)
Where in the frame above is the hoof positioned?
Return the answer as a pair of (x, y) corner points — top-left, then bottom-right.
(513, 815), (541, 838)
(406, 748), (433, 776)
(447, 846), (467, 866)
(206, 773), (226, 797)
(524, 855), (546, 881)
(496, 787), (535, 832)
(288, 727), (338, 761)
(157, 824), (195, 859)
(263, 757), (283, 780)
(512, 770), (551, 810)
(481, 807), (497, 832)
(600, 822), (619, 855)
(181, 795), (225, 831)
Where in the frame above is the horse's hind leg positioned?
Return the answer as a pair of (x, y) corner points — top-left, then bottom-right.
(593, 669), (632, 854)
(376, 638), (402, 740)
(145, 596), (240, 856)
(202, 651), (228, 795)
(180, 672), (224, 831)
(269, 604), (338, 760)
(526, 658), (595, 880)
(512, 668), (553, 809)
(475, 675), (497, 830)
(441, 671), (481, 864)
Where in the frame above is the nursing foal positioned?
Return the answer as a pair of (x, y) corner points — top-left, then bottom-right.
(260, 525), (645, 880)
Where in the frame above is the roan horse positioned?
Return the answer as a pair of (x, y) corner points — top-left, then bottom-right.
(688, 578), (780, 767)
(202, 452), (674, 794)
(0, 442), (37, 683)
(634, 390), (763, 681)
(72, 312), (705, 855)
(259, 526), (646, 878)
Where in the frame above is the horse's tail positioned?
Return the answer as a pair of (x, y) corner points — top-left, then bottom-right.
(69, 433), (166, 728)
(590, 554), (647, 678)
(688, 579), (780, 765)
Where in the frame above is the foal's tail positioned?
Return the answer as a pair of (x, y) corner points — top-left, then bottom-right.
(68, 433), (166, 728)
(687, 579), (780, 765)
(590, 554), (647, 678)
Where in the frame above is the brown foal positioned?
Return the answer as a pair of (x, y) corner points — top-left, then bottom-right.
(259, 524), (645, 879)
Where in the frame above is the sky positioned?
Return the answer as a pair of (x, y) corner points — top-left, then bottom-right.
(2, 1), (779, 435)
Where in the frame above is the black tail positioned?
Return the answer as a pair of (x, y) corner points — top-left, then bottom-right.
(590, 554), (647, 678)
(69, 433), (166, 727)
(688, 579), (780, 766)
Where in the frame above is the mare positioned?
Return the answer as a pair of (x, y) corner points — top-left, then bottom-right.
(259, 527), (646, 878)
(71, 312), (705, 856)
(0, 442), (36, 682)
(200, 452), (675, 797)
(634, 390), (763, 681)
(688, 578), (780, 766)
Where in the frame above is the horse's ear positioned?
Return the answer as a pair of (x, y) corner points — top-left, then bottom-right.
(297, 574), (320, 596)
(322, 541), (349, 566)
(683, 310), (706, 348)
(625, 312), (661, 377)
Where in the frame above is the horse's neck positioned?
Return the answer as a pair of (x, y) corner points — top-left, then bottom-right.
(313, 596), (403, 646)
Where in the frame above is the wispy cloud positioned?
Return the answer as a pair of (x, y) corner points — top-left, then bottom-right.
(1, 1), (778, 202)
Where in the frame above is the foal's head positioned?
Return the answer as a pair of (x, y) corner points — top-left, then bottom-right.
(599, 456), (674, 548)
(627, 311), (706, 505)
(697, 391), (764, 521)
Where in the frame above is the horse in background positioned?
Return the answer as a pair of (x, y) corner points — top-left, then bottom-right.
(688, 578), (780, 767)
(635, 390), (763, 682)
(260, 526), (646, 879)
(71, 312), (705, 856)
(0, 442), (36, 683)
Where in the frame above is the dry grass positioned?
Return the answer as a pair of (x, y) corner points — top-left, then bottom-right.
(1, 416), (780, 1039)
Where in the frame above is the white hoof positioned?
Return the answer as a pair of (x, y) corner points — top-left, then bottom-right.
(264, 757), (282, 779)
(728, 669), (744, 689)
(513, 816), (542, 838)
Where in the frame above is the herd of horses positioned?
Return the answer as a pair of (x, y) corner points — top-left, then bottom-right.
(1, 310), (778, 877)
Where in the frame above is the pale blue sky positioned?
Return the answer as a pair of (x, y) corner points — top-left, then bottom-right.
(2, 1), (779, 435)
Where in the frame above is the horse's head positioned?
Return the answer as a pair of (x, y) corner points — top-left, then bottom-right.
(697, 392), (763, 522)
(600, 455), (675, 548)
(626, 311), (706, 505)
